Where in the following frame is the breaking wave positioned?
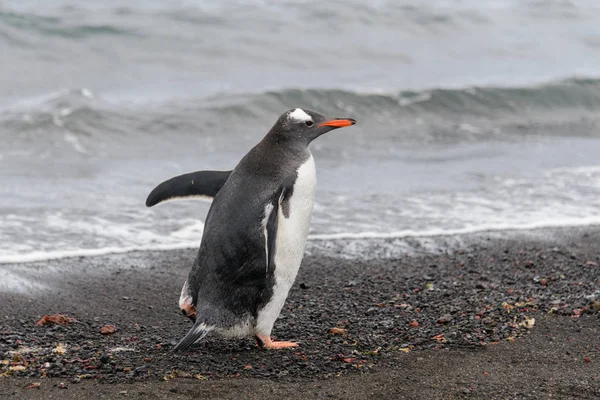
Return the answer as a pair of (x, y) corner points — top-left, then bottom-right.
(4, 77), (600, 157)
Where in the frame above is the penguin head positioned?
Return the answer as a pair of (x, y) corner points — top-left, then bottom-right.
(269, 108), (356, 144)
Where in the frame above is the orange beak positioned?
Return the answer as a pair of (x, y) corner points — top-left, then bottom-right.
(318, 118), (356, 128)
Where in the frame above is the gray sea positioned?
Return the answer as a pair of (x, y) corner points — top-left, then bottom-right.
(2, 0), (600, 263)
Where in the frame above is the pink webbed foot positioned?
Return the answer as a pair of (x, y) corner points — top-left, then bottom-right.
(255, 334), (298, 349)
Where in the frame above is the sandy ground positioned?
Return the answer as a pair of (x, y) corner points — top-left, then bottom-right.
(1, 227), (599, 399)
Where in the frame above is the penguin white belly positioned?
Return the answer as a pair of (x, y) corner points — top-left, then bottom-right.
(255, 154), (316, 336)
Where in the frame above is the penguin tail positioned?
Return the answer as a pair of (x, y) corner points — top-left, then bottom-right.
(171, 322), (214, 353)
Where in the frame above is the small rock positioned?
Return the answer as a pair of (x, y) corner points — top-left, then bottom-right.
(365, 307), (378, 315)
(329, 327), (348, 335)
(299, 283), (310, 289)
(380, 319), (394, 328)
(134, 366), (148, 375)
(36, 315), (73, 326)
(100, 325), (117, 335)
(437, 314), (453, 324)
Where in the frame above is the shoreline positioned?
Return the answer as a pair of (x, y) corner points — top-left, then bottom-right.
(1, 225), (599, 398)
(2, 222), (600, 267)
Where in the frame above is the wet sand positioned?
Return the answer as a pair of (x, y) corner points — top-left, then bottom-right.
(1, 227), (599, 399)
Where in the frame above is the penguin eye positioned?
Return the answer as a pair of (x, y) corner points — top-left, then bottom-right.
(305, 120), (314, 127)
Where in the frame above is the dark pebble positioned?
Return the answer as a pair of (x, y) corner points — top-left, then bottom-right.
(366, 307), (379, 315)
(134, 366), (148, 375)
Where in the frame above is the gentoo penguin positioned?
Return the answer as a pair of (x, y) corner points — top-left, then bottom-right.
(146, 108), (356, 351)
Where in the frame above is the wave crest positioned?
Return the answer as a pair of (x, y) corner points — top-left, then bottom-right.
(3, 77), (600, 157)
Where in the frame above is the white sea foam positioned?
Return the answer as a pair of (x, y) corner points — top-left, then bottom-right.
(0, 89), (72, 111)
(309, 217), (600, 241)
(2, 217), (600, 265)
(63, 132), (88, 154)
(0, 270), (48, 293)
(3, 156), (600, 265)
(0, 243), (195, 264)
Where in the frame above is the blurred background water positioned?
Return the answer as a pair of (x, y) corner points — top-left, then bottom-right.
(2, 0), (600, 263)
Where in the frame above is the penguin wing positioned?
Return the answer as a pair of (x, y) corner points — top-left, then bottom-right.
(145, 170), (232, 207)
(265, 176), (295, 273)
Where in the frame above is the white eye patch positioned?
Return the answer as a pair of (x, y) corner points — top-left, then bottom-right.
(288, 108), (312, 123)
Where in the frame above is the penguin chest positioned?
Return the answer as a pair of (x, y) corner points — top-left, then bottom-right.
(275, 154), (317, 281)
(255, 155), (316, 334)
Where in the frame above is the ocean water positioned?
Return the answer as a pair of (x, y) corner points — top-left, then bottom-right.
(2, 0), (600, 263)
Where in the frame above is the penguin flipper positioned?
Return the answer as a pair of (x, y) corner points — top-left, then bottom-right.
(265, 197), (279, 273)
(145, 170), (232, 207)
(265, 177), (295, 272)
(171, 321), (214, 353)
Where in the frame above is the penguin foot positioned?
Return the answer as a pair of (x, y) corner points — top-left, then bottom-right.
(180, 304), (197, 322)
(255, 335), (298, 349)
